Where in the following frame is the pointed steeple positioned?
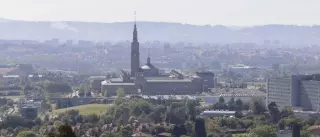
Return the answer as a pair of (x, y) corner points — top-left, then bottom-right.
(133, 11), (138, 42)
(133, 23), (138, 42)
(131, 11), (140, 76)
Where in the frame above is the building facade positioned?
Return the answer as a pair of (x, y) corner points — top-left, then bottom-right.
(267, 74), (320, 111)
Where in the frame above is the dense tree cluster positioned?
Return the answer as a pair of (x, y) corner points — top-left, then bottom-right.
(0, 94), (317, 137)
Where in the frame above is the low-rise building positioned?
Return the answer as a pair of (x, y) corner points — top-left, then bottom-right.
(199, 110), (236, 118)
(20, 105), (38, 119)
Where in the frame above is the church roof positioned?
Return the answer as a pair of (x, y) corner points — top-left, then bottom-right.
(141, 63), (157, 70)
(141, 65), (151, 70)
(146, 79), (192, 83)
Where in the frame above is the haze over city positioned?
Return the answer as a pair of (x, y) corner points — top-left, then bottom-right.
(1, 0), (320, 26)
(2, 1), (320, 137)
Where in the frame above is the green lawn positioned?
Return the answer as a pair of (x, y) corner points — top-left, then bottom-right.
(52, 104), (108, 115)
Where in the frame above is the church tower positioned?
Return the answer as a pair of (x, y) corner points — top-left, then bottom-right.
(131, 22), (140, 76)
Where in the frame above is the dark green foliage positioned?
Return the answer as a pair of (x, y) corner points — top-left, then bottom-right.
(292, 123), (301, 137)
(44, 82), (72, 93)
(119, 125), (133, 137)
(100, 132), (117, 137)
(235, 99), (243, 111)
(278, 119), (285, 130)
(195, 118), (206, 137)
(171, 125), (187, 137)
(57, 124), (77, 137)
(0, 115), (35, 129)
(151, 126), (166, 136)
(280, 106), (294, 118)
(303, 118), (316, 126)
(213, 97), (228, 110)
(17, 131), (37, 137)
(250, 98), (266, 114)
(185, 100), (198, 121)
(268, 102), (280, 123)
(249, 125), (277, 137)
(227, 97), (236, 111)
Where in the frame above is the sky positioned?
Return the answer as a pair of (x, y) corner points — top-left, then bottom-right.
(0, 0), (320, 26)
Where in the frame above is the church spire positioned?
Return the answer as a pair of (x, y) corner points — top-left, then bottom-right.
(131, 11), (140, 76)
(133, 11), (138, 42)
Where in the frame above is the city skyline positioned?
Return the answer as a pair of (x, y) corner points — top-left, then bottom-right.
(0, 0), (319, 26)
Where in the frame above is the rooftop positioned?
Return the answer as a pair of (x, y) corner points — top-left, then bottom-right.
(213, 88), (266, 96)
(102, 82), (135, 86)
(201, 110), (236, 114)
(141, 65), (150, 69)
(109, 78), (123, 82)
(146, 79), (192, 83)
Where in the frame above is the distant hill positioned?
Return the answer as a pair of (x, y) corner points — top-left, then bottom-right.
(0, 18), (320, 45)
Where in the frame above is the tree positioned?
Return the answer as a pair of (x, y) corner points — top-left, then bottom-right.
(278, 119), (285, 130)
(57, 124), (76, 137)
(119, 125), (132, 137)
(249, 125), (277, 137)
(219, 96), (225, 103)
(213, 97), (227, 110)
(44, 82), (72, 94)
(172, 125), (182, 137)
(235, 99), (243, 111)
(78, 84), (85, 96)
(185, 100), (197, 121)
(250, 98), (266, 114)
(171, 125), (187, 137)
(100, 132), (117, 137)
(44, 132), (58, 137)
(268, 102), (280, 123)
(280, 106), (294, 118)
(53, 121), (64, 129)
(116, 88), (125, 98)
(228, 97), (236, 111)
(17, 131), (37, 137)
(300, 130), (311, 137)
(195, 118), (206, 137)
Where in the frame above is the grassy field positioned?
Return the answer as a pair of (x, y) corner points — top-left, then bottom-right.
(52, 104), (108, 116)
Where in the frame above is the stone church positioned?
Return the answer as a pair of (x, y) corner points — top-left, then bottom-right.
(102, 23), (215, 96)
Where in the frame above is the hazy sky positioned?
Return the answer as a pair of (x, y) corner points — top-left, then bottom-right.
(0, 0), (319, 26)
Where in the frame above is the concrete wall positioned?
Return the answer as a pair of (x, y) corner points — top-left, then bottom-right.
(142, 81), (202, 95)
(102, 84), (137, 96)
(91, 79), (103, 92)
(300, 80), (320, 111)
(291, 75), (312, 107)
(267, 78), (292, 108)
